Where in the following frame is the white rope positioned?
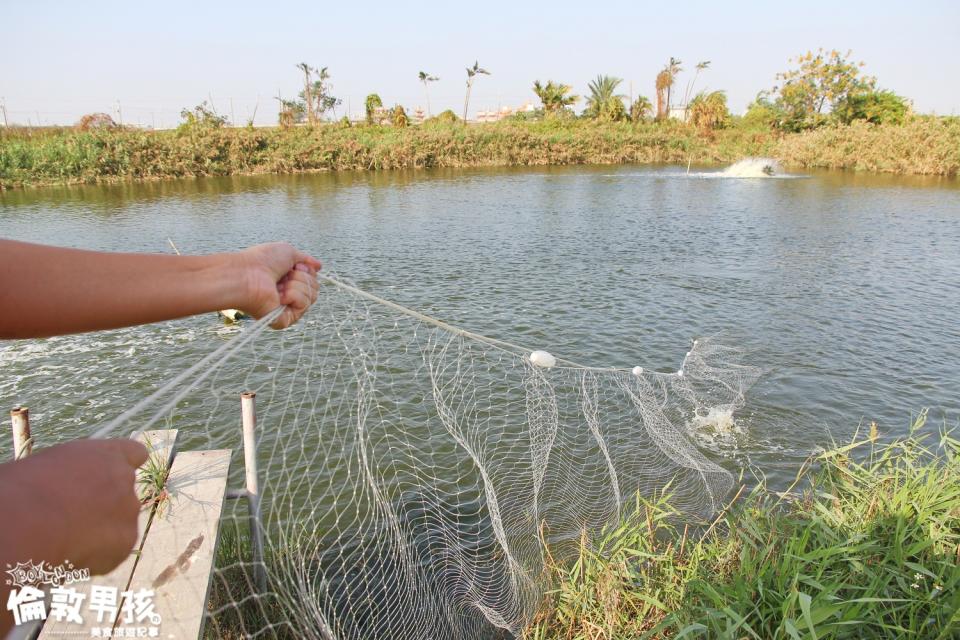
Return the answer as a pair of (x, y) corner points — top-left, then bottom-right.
(318, 274), (684, 376)
(92, 275), (691, 443)
(91, 306), (284, 440)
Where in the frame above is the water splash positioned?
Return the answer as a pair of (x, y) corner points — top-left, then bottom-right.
(690, 406), (745, 452)
(719, 157), (782, 178)
(602, 157), (798, 180)
(692, 406), (738, 433)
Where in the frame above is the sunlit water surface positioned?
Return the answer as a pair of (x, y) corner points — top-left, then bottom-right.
(1, 164), (958, 488)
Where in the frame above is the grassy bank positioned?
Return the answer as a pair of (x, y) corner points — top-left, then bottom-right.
(527, 418), (960, 639)
(2, 116), (958, 188)
(207, 421), (959, 638)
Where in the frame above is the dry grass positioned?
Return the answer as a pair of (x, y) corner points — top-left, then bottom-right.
(775, 116), (960, 176)
(1, 117), (957, 189)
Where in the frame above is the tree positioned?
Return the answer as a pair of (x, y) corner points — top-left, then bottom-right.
(688, 90), (730, 131)
(629, 96), (653, 123)
(463, 61), (490, 122)
(429, 109), (459, 125)
(532, 80), (579, 114)
(655, 70), (671, 120)
(772, 49), (876, 130)
(177, 101), (228, 134)
(833, 89), (908, 125)
(276, 97), (305, 127)
(365, 94), (383, 125)
(655, 57), (683, 119)
(392, 105), (410, 128)
(418, 71), (439, 117)
(742, 94), (785, 129)
(297, 62), (316, 124)
(682, 61), (711, 114)
(294, 64), (341, 125)
(75, 113), (117, 131)
(584, 75), (626, 121)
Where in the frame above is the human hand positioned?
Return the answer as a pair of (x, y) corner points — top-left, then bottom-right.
(234, 242), (322, 329)
(0, 439), (148, 576)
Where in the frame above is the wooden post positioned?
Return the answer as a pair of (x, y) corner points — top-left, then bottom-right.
(11, 407), (31, 459)
(241, 392), (267, 592)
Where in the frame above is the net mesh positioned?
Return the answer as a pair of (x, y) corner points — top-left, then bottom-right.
(93, 277), (759, 639)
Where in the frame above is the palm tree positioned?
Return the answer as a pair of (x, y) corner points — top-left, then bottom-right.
(365, 93), (383, 125)
(418, 71), (439, 117)
(666, 57), (683, 110)
(463, 61), (490, 122)
(655, 69), (671, 119)
(584, 75), (626, 120)
(532, 80), (579, 114)
(688, 90), (729, 131)
(392, 104), (410, 128)
(296, 62), (316, 124)
(630, 96), (653, 122)
(682, 61), (711, 115)
(655, 57), (683, 119)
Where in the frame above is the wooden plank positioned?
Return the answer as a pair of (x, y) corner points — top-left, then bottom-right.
(122, 449), (232, 640)
(37, 430), (179, 639)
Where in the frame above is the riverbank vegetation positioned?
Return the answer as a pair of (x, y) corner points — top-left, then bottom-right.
(2, 49), (958, 188)
(525, 418), (960, 639)
(207, 422), (959, 638)
(2, 115), (958, 189)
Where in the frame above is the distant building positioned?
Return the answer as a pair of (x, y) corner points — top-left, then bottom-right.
(669, 105), (689, 122)
(474, 101), (536, 123)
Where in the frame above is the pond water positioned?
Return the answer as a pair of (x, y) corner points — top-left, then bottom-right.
(1, 164), (959, 486)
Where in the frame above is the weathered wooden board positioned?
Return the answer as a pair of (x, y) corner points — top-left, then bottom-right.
(37, 430), (179, 638)
(121, 449), (232, 640)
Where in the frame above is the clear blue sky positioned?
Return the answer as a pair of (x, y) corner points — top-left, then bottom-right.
(2, 0), (958, 127)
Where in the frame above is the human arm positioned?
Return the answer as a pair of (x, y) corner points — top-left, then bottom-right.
(0, 240), (321, 339)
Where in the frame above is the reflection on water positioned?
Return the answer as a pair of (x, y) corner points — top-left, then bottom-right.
(1, 164), (959, 488)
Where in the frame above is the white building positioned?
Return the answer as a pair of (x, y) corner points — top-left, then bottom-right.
(668, 105), (689, 122)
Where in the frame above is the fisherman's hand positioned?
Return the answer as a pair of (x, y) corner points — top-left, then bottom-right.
(236, 242), (321, 329)
(0, 439), (148, 576)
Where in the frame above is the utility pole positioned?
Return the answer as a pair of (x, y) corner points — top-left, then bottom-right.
(0, 97), (7, 127)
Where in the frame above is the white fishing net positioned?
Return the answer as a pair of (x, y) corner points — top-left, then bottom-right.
(80, 276), (759, 639)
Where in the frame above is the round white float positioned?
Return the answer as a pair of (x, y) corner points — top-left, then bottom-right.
(529, 350), (557, 368)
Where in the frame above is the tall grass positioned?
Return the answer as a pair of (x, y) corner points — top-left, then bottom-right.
(207, 421), (959, 638)
(776, 116), (960, 176)
(3, 117), (957, 188)
(526, 416), (960, 639)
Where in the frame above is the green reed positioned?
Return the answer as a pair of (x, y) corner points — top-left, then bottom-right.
(525, 414), (960, 639)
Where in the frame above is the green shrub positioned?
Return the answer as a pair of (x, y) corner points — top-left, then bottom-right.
(689, 91), (730, 131)
(426, 109), (459, 125)
(834, 90), (909, 125)
(176, 101), (228, 135)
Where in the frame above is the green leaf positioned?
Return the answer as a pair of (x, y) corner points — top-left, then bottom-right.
(798, 591), (818, 640)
